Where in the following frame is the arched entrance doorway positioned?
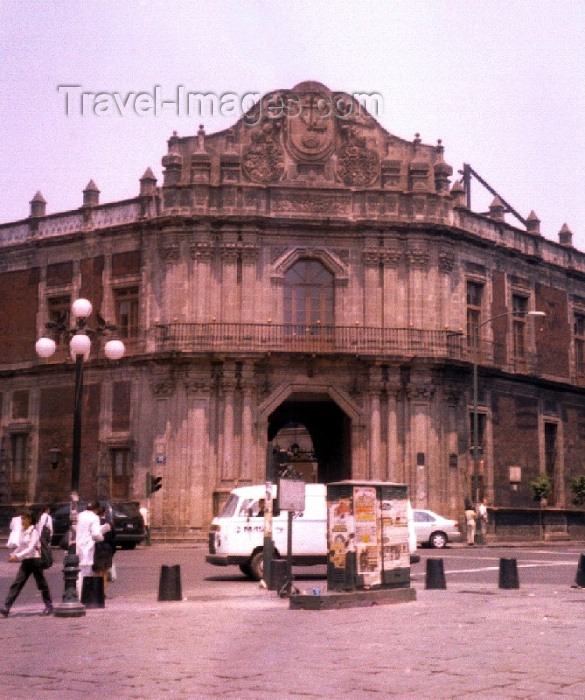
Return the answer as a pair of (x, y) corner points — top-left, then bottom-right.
(267, 393), (351, 483)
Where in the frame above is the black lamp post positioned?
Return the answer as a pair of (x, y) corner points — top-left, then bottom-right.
(471, 309), (545, 543)
(36, 298), (125, 617)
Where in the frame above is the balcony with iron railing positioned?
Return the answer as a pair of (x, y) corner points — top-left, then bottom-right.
(27, 323), (546, 377)
(150, 323), (466, 360)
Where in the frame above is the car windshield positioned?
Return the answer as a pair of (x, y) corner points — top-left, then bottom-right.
(220, 494), (239, 518)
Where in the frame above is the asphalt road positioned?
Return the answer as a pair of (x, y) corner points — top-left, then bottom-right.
(2, 542), (584, 607)
(412, 545), (585, 588)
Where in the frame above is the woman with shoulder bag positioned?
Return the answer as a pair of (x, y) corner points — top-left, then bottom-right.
(1, 509), (53, 617)
(92, 504), (116, 596)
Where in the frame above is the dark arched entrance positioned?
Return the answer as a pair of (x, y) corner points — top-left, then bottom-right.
(267, 394), (351, 483)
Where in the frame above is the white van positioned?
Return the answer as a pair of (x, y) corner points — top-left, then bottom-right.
(206, 483), (418, 580)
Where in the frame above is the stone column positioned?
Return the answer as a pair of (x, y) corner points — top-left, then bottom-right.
(221, 247), (239, 322)
(184, 368), (213, 527)
(368, 367), (383, 480)
(238, 363), (256, 483)
(406, 246), (430, 329)
(385, 376), (401, 482)
(220, 371), (237, 482)
(406, 376), (435, 508)
(240, 246), (259, 325)
(158, 234), (185, 321)
(382, 247), (403, 328)
(190, 239), (213, 323)
(363, 250), (381, 327)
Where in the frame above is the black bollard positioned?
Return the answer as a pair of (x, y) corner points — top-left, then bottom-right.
(158, 564), (183, 601)
(575, 554), (585, 588)
(499, 558), (519, 589)
(425, 558), (446, 589)
(81, 575), (105, 608)
(269, 559), (288, 592)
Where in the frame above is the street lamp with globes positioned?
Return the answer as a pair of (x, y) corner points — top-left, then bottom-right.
(471, 308), (545, 543)
(36, 298), (125, 617)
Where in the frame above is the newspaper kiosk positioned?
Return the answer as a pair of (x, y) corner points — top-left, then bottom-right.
(327, 480), (411, 591)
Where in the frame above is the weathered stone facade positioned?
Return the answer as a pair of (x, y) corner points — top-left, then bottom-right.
(1, 81), (585, 538)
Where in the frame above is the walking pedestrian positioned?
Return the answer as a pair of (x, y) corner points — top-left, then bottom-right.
(477, 498), (489, 541)
(76, 500), (110, 597)
(6, 512), (22, 549)
(465, 499), (477, 546)
(92, 504), (116, 596)
(37, 504), (53, 542)
(1, 509), (53, 617)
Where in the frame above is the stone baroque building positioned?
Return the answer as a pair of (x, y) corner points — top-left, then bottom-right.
(1, 81), (585, 539)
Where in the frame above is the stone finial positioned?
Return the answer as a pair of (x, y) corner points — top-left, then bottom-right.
(83, 179), (100, 207)
(29, 191), (46, 218)
(525, 210), (541, 235)
(558, 222), (573, 247)
(162, 137), (183, 186)
(197, 124), (206, 152)
(450, 180), (466, 208)
(140, 167), (157, 196)
(433, 143), (453, 195)
(488, 196), (505, 222)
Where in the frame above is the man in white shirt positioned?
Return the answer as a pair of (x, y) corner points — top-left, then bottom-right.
(7, 514), (22, 549)
(37, 505), (53, 541)
(75, 501), (110, 597)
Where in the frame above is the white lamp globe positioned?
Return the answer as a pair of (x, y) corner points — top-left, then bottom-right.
(104, 339), (125, 360)
(36, 337), (56, 358)
(70, 333), (91, 360)
(72, 298), (93, 320)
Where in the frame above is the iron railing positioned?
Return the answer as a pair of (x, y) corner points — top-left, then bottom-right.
(151, 323), (466, 359)
(29, 323), (543, 376)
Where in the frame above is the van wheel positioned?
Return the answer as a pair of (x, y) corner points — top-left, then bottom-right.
(250, 551), (264, 581)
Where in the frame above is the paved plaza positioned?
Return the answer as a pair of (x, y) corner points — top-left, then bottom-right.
(1, 547), (585, 699)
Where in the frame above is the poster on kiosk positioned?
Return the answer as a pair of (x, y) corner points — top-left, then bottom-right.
(327, 481), (410, 591)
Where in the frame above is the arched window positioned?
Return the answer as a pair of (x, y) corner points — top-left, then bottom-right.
(283, 259), (334, 330)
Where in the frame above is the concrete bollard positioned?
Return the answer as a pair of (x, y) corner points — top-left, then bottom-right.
(575, 554), (585, 588)
(499, 558), (519, 589)
(81, 575), (105, 608)
(158, 564), (182, 601)
(425, 558), (446, 589)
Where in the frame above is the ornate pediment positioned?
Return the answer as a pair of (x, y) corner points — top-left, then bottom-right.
(161, 81), (452, 194)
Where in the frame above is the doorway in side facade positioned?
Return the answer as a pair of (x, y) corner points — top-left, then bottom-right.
(267, 394), (351, 483)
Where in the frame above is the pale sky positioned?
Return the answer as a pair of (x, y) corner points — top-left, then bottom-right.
(1, 0), (585, 248)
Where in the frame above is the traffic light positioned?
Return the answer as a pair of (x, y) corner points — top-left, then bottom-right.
(146, 472), (163, 497)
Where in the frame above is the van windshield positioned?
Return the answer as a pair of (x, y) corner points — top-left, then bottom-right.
(220, 494), (239, 518)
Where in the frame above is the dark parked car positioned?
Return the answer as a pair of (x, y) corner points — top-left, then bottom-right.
(51, 500), (146, 549)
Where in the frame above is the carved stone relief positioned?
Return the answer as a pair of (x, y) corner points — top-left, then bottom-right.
(242, 120), (285, 184)
(284, 90), (335, 162)
(335, 124), (380, 187)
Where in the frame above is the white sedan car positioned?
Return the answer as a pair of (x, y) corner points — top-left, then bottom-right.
(413, 509), (462, 548)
